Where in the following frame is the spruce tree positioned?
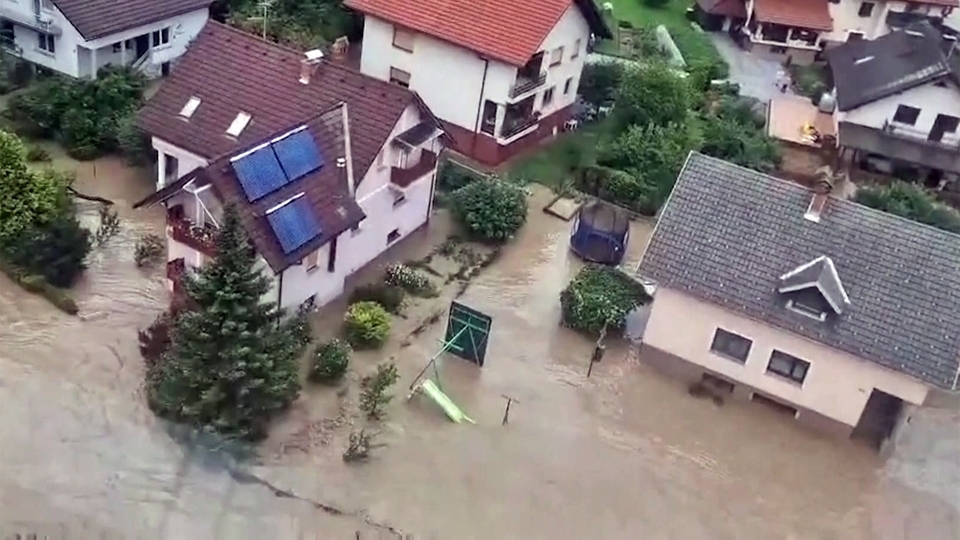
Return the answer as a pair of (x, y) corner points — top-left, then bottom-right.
(148, 205), (304, 441)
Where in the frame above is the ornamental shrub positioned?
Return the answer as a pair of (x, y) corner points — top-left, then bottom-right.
(349, 282), (406, 314)
(559, 265), (650, 335)
(310, 339), (352, 384)
(384, 263), (437, 297)
(343, 301), (391, 349)
(450, 178), (528, 242)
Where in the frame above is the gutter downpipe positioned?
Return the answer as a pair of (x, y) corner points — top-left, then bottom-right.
(471, 55), (491, 157)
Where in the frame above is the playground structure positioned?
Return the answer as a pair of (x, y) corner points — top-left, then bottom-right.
(569, 201), (631, 265)
(408, 301), (493, 423)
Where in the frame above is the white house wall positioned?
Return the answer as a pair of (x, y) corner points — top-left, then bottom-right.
(535, 6), (590, 118)
(152, 136), (209, 189)
(840, 81), (960, 136)
(5, 0), (83, 76)
(824, 0), (953, 42)
(85, 9), (209, 73)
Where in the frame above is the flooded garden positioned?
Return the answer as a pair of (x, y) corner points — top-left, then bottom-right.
(0, 150), (957, 539)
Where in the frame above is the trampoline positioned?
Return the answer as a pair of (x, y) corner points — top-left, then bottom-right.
(569, 201), (630, 265)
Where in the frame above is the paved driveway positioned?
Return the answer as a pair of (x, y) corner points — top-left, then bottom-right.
(709, 33), (793, 103)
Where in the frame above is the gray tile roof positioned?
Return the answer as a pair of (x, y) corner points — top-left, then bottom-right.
(637, 153), (960, 390)
(52, 0), (212, 40)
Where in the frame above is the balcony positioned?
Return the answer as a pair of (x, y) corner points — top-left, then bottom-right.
(391, 149), (438, 188)
(882, 120), (960, 149)
(167, 208), (216, 256)
(0, 7), (62, 34)
(509, 71), (547, 100)
(500, 112), (540, 141)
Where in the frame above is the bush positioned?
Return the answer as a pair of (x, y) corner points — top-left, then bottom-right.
(134, 233), (165, 267)
(450, 178), (528, 242)
(4, 210), (91, 287)
(25, 145), (51, 162)
(579, 62), (624, 109)
(438, 161), (483, 192)
(349, 283), (406, 314)
(613, 62), (692, 131)
(138, 300), (192, 368)
(343, 301), (391, 349)
(384, 263), (437, 297)
(560, 265), (650, 335)
(0, 258), (79, 315)
(310, 339), (352, 384)
(360, 361), (400, 420)
(855, 181), (960, 234)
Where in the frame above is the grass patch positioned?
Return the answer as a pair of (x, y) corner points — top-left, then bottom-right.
(509, 120), (613, 192)
(788, 63), (830, 99)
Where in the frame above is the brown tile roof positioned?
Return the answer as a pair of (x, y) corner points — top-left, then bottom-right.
(344, 0), (612, 67)
(752, 0), (832, 31)
(51, 0), (212, 40)
(135, 105), (366, 272)
(914, 0), (959, 6)
(697, 0), (746, 19)
(137, 21), (427, 184)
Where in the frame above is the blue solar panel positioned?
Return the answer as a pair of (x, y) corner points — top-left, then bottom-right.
(231, 146), (289, 202)
(266, 197), (322, 255)
(272, 129), (324, 183)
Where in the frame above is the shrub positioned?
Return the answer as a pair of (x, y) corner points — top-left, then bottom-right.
(134, 233), (165, 267)
(579, 62), (624, 109)
(349, 282), (406, 314)
(360, 361), (400, 420)
(560, 265), (650, 335)
(613, 62), (692, 131)
(450, 178), (528, 242)
(855, 181), (960, 234)
(438, 161), (483, 192)
(4, 210), (91, 287)
(384, 263), (437, 297)
(0, 258), (78, 315)
(25, 145), (51, 162)
(310, 339), (352, 384)
(343, 301), (391, 349)
(138, 300), (192, 369)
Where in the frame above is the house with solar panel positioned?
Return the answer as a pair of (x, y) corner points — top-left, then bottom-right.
(634, 153), (960, 450)
(0, 0), (211, 78)
(133, 22), (447, 310)
(343, 0), (611, 167)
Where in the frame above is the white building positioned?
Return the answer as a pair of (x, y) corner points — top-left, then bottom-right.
(826, 21), (960, 183)
(344, 0), (611, 167)
(0, 0), (210, 78)
(134, 22), (446, 310)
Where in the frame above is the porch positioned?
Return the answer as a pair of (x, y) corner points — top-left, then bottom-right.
(745, 0), (832, 59)
(77, 29), (167, 79)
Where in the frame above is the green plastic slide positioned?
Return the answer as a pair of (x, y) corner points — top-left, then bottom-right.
(419, 379), (475, 424)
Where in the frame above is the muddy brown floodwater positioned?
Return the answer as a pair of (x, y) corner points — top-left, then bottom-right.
(1, 154), (957, 539)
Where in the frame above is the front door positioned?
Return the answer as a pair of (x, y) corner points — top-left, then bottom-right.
(928, 114), (960, 143)
(134, 35), (149, 59)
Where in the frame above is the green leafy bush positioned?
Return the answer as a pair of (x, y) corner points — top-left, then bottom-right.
(560, 265), (650, 335)
(348, 283), (406, 314)
(310, 339), (352, 384)
(25, 145), (51, 162)
(579, 62), (624, 109)
(438, 161), (483, 192)
(0, 258), (79, 315)
(699, 97), (780, 172)
(855, 181), (960, 234)
(4, 210), (91, 287)
(613, 62), (692, 131)
(360, 361), (400, 420)
(343, 301), (392, 349)
(450, 178), (528, 242)
(384, 263), (437, 297)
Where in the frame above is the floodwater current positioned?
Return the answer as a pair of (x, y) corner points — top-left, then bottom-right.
(0, 156), (957, 539)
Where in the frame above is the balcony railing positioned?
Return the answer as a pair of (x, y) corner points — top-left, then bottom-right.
(168, 210), (216, 256)
(391, 149), (438, 188)
(166, 257), (186, 295)
(882, 120), (960, 149)
(509, 72), (547, 99)
(500, 113), (540, 140)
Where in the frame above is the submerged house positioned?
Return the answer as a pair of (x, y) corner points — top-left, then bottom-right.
(134, 22), (446, 310)
(635, 152), (960, 448)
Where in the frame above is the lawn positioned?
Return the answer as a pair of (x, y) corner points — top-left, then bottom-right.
(509, 121), (612, 192)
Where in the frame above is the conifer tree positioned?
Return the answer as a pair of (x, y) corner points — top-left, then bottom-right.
(147, 205), (304, 441)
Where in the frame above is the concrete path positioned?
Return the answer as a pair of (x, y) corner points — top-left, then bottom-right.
(708, 33), (794, 103)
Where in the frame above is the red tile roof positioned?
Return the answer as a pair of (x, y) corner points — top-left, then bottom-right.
(752, 0), (833, 31)
(138, 21), (427, 186)
(51, 0), (212, 40)
(914, 0), (959, 6)
(344, 0), (612, 67)
(697, 0), (746, 19)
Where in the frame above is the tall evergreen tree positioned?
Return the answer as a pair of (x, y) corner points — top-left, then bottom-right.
(147, 205), (304, 441)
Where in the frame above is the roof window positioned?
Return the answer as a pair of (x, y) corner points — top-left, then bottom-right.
(179, 96), (201, 118)
(226, 112), (252, 137)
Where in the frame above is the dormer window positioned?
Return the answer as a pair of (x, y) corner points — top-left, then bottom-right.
(777, 255), (850, 321)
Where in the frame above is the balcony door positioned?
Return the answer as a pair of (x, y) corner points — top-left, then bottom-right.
(928, 114), (959, 143)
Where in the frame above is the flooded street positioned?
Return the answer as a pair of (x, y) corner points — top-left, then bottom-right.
(1, 157), (957, 539)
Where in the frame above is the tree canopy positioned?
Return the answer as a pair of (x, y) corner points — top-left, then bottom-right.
(613, 62), (692, 131)
(0, 131), (66, 243)
(855, 181), (960, 234)
(147, 205), (305, 441)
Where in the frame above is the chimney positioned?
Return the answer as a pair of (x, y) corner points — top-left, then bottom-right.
(337, 157), (351, 196)
(804, 184), (830, 223)
(299, 49), (324, 85)
(331, 36), (349, 59)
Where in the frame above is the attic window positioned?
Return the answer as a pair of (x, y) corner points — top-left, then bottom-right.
(854, 55), (873, 65)
(179, 96), (201, 119)
(226, 112), (252, 137)
(777, 255), (850, 320)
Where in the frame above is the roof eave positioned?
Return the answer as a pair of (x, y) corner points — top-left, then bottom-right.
(574, 0), (613, 39)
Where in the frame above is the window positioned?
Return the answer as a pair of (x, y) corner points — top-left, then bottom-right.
(892, 105), (920, 125)
(786, 298), (828, 321)
(40, 0), (52, 10)
(392, 27), (415, 52)
(152, 28), (170, 47)
(563, 77), (574, 95)
(37, 33), (54, 53)
(542, 86), (555, 107)
(303, 249), (319, 272)
(766, 350), (810, 384)
(387, 228), (401, 244)
(389, 67), (411, 88)
(112, 43), (122, 53)
(549, 46), (563, 66)
(828, 0), (839, 3)
(857, 2), (875, 17)
(571, 38), (581, 59)
(710, 328), (752, 363)
(847, 32), (864, 41)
